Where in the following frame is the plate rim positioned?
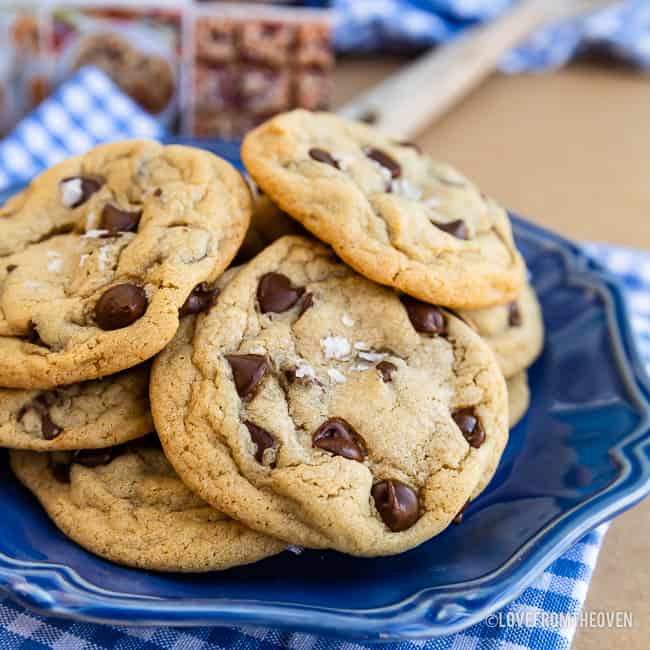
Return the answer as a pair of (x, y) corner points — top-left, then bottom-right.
(1, 214), (649, 639)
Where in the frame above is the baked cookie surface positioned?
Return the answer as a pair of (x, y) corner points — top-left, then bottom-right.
(507, 371), (530, 428)
(242, 110), (525, 309)
(0, 140), (251, 388)
(0, 365), (152, 451)
(151, 236), (509, 556)
(459, 283), (544, 378)
(11, 437), (286, 572)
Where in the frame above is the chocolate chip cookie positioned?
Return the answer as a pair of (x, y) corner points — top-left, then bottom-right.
(235, 189), (304, 264)
(0, 140), (251, 389)
(507, 371), (530, 428)
(0, 365), (152, 451)
(11, 437), (286, 571)
(151, 236), (509, 556)
(459, 283), (543, 378)
(241, 110), (525, 309)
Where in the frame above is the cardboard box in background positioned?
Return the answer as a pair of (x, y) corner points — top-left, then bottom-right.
(0, 6), (48, 134)
(0, 1), (335, 139)
(188, 3), (333, 139)
(48, 3), (183, 127)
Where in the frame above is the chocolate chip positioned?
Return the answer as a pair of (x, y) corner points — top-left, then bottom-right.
(153, 188), (163, 197)
(73, 447), (119, 468)
(257, 273), (305, 314)
(18, 397), (62, 440)
(26, 321), (47, 347)
(309, 148), (339, 169)
(40, 412), (62, 440)
(94, 284), (148, 331)
(180, 283), (219, 316)
(401, 296), (447, 336)
(399, 141), (421, 154)
(359, 109), (379, 124)
(52, 461), (71, 483)
(244, 420), (277, 465)
(453, 500), (470, 525)
(508, 301), (522, 327)
(372, 479), (420, 532)
(6, 264), (17, 273)
(298, 292), (314, 317)
(225, 354), (268, 400)
(99, 204), (141, 236)
(453, 408), (486, 448)
(364, 147), (401, 179)
(432, 219), (469, 240)
(61, 177), (102, 208)
(312, 418), (367, 462)
(376, 361), (397, 383)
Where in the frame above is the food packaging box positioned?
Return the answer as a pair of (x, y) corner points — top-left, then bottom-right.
(187, 2), (334, 139)
(46, 1), (184, 126)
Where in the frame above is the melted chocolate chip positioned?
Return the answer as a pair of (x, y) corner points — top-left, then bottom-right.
(6, 264), (17, 273)
(432, 219), (469, 240)
(99, 204), (141, 235)
(297, 292), (314, 317)
(309, 148), (340, 169)
(62, 177), (102, 208)
(508, 301), (522, 327)
(153, 188), (163, 198)
(401, 296), (447, 336)
(257, 273), (305, 314)
(453, 408), (486, 448)
(453, 500), (470, 525)
(244, 420), (277, 465)
(73, 447), (120, 468)
(372, 479), (420, 532)
(40, 412), (63, 440)
(364, 147), (401, 179)
(376, 361), (397, 383)
(52, 460), (71, 483)
(226, 354), (268, 400)
(399, 141), (422, 153)
(312, 418), (367, 462)
(18, 396), (62, 440)
(94, 284), (148, 331)
(26, 321), (47, 347)
(180, 283), (219, 316)
(359, 109), (379, 124)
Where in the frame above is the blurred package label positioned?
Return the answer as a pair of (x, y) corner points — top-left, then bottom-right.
(0, 1), (334, 140)
(190, 3), (333, 139)
(0, 4), (47, 135)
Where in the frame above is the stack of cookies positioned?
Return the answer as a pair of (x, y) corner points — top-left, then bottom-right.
(0, 111), (542, 572)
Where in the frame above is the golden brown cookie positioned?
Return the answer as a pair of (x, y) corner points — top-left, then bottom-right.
(11, 437), (286, 572)
(242, 110), (525, 309)
(459, 283), (544, 378)
(150, 236), (509, 556)
(0, 365), (152, 451)
(0, 140), (251, 389)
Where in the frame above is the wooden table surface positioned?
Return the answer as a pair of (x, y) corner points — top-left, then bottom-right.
(332, 58), (650, 648)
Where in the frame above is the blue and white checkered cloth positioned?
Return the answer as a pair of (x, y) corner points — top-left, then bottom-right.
(0, 66), (646, 650)
(334, 0), (650, 74)
(0, 66), (163, 195)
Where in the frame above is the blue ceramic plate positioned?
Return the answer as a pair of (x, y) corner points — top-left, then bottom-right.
(0, 146), (649, 640)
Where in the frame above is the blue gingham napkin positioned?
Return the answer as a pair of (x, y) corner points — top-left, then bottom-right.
(334, 0), (650, 73)
(0, 67), (645, 650)
(0, 66), (163, 194)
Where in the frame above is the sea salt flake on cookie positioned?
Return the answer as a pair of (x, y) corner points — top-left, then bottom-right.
(321, 336), (351, 359)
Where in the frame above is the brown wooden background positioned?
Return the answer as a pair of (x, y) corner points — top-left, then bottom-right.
(332, 58), (650, 649)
